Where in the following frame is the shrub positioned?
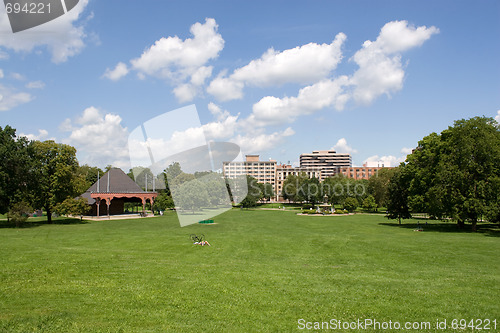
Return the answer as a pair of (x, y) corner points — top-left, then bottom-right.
(8, 201), (32, 227)
(343, 197), (359, 213)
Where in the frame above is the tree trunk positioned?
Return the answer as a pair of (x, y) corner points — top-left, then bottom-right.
(398, 216), (401, 225)
(46, 206), (52, 224)
(471, 219), (477, 232)
(457, 219), (465, 229)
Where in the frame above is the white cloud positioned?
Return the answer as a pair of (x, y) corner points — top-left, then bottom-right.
(0, 0), (91, 63)
(247, 76), (349, 127)
(400, 147), (413, 155)
(207, 102), (233, 121)
(190, 65), (213, 86)
(61, 106), (130, 169)
(0, 84), (32, 111)
(102, 62), (129, 81)
(203, 113), (239, 141)
(25, 81), (45, 89)
(105, 18), (223, 102)
(349, 20), (439, 104)
(206, 73), (244, 101)
(233, 127), (295, 154)
(207, 33), (346, 101)
(495, 110), (500, 123)
(173, 83), (198, 103)
(131, 18), (223, 78)
(10, 72), (25, 81)
(243, 20), (438, 128)
(19, 129), (51, 141)
(333, 138), (358, 154)
(364, 154), (405, 167)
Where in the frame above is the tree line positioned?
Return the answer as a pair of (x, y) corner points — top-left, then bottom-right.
(385, 116), (500, 230)
(278, 171), (385, 212)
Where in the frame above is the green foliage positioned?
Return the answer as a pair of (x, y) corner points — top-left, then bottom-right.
(170, 172), (196, 187)
(31, 140), (81, 223)
(367, 168), (395, 207)
(322, 176), (367, 206)
(297, 176), (322, 207)
(172, 179), (209, 213)
(362, 195), (378, 212)
(259, 183), (274, 202)
(55, 197), (90, 219)
(403, 116), (500, 229)
(0, 126), (33, 215)
(343, 197), (359, 212)
(152, 193), (174, 211)
(76, 164), (104, 191)
(386, 167), (412, 224)
(7, 201), (32, 227)
(240, 175), (261, 208)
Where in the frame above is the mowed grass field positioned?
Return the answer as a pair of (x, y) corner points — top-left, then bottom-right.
(0, 210), (499, 332)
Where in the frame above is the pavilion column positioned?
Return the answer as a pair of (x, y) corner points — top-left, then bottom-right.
(141, 197), (146, 214)
(106, 197), (112, 217)
(96, 197), (101, 218)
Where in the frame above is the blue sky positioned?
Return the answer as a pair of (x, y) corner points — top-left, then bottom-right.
(0, 0), (499, 170)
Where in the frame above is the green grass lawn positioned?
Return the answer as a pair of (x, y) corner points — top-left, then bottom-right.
(0, 211), (499, 332)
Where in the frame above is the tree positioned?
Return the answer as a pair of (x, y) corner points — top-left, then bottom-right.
(31, 140), (81, 224)
(362, 195), (378, 212)
(0, 126), (33, 215)
(198, 172), (230, 207)
(134, 167), (154, 190)
(386, 167), (412, 224)
(404, 116), (500, 230)
(298, 177), (322, 208)
(55, 197), (91, 221)
(343, 197), (359, 213)
(322, 175), (345, 206)
(77, 164), (104, 190)
(368, 168), (395, 208)
(172, 179), (209, 214)
(7, 201), (32, 227)
(152, 192), (174, 212)
(282, 172), (308, 203)
(240, 176), (262, 208)
(260, 183), (274, 202)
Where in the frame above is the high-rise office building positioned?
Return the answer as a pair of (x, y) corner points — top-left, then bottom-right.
(299, 150), (352, 180)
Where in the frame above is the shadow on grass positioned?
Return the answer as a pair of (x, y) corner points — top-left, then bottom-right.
(379, 220), (500, 237)
(0, 217), (88, 229)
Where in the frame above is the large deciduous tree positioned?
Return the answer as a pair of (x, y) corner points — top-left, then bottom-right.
(31, 140), (81, 224)
(391, 116), (500, 230)
(386, 167), (412, 224)
(368, 168), (396, 208)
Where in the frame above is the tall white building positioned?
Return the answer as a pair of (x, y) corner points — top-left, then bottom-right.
(299, 150), (352, 180)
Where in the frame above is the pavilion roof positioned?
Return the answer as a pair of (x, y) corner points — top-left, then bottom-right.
(80, 168), (150, 204)
(87, 168), (145, 194)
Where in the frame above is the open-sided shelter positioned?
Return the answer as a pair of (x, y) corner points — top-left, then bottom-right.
(80, 168), (157, 217)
